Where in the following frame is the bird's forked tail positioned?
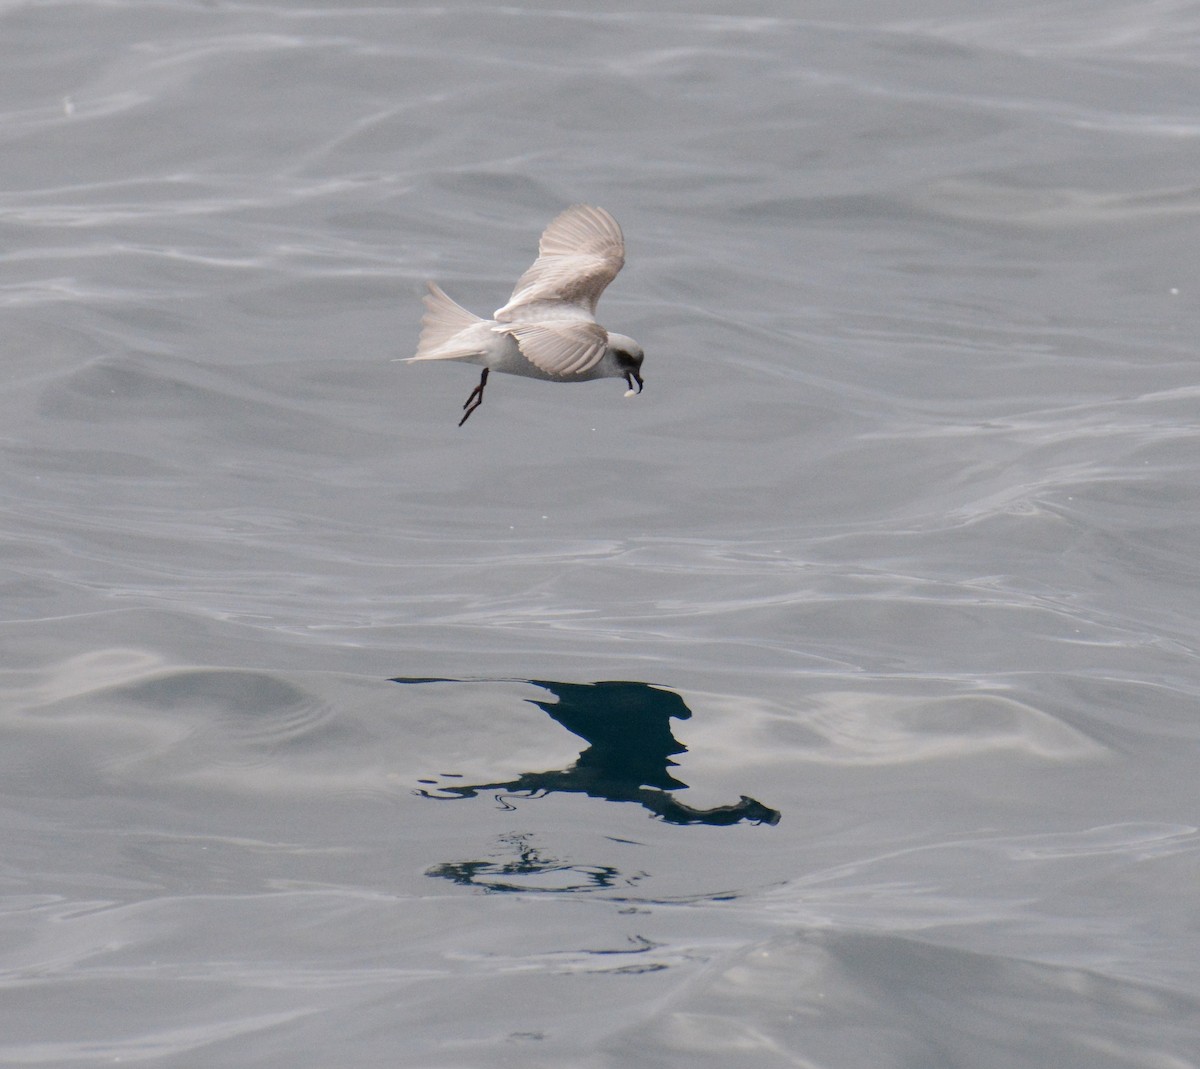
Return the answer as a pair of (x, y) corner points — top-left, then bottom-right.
(408, 282), (485, 361)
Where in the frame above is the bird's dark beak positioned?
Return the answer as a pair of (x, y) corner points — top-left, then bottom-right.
(625, 369), (644, 394)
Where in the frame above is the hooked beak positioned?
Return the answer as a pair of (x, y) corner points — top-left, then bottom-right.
(625, 369), (644, 394)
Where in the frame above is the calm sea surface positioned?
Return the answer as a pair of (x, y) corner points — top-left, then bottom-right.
(3, 2), (1200, 1065)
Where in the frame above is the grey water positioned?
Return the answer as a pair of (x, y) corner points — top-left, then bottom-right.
(3, 1), (1200, 1065)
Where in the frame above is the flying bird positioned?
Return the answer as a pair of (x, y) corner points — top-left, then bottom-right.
(405, 205), (645, 426)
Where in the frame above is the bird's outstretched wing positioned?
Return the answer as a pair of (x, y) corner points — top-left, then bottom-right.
(494, 205), (625, 322)
(499, 321), (610, 376)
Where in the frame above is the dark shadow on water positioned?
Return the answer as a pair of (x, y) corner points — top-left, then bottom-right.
(392, 677), (780, 827)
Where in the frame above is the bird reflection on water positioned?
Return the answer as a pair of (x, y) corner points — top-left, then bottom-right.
(392, 677), (780, 827)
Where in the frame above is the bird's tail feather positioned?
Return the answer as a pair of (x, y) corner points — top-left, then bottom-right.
(408, 282), (485, 361)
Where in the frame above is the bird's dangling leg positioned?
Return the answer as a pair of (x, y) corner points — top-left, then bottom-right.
(459, 367), (489, 427)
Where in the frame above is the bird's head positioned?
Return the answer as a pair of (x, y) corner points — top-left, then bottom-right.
(608, 333), (644, 395)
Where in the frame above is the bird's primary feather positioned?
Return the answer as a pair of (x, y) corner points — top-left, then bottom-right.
(493, 205), (625, 322)
(499, 320), (610, 376)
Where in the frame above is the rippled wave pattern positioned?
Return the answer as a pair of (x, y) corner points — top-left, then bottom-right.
(2, 1), (1199, 1065)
